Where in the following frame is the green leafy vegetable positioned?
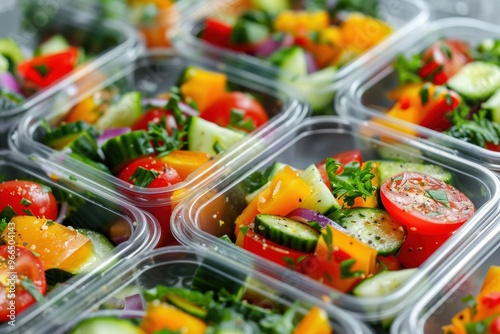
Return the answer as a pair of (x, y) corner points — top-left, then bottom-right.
(129, 166), (158, 188)
(393, 53), (423, 85)
(229, 109), (255, 131)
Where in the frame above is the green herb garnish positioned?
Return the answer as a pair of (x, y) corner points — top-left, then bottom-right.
(129, 166), (159, 188)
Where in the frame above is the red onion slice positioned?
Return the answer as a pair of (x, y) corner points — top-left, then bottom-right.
(287, 208), (347, 233)
(0, 72), (21, 94)
(97, 127), (131, 145)
(124, 294), (144, 311)
(142, 98), (199, 116)
(55, 201), (68, 224)
(305, 51), (319, 74)
(255, 33), (294, 58)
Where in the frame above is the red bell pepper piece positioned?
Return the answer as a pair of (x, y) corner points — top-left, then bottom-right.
(202, 17), (233, 49)
(17, 47), (79, 88)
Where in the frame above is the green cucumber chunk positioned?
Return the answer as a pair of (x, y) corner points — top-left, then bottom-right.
(482, 88), (500, 124)
(35, 34), (70, 56)
(230, 17), (270, 45)
(166, 293), (207, 319)
(447, 61), (500, 101)
(0, 38), (24, 72)
(270, 46), (308, 77)
(68, 152), (112, 174)
(95, 91), (143, 130)
(69, 316), (142, 334)
(101, 130), (154, 172)
(251, 0), (289, 13)
(338, 208), (405, 255)
(187, 116), (245, 156)
(299, 164), (339, 214)
(254, 214), (320, 252)
(45, 122), (101, 161)
(0, 88), (24, 111)
(72, 229), (115, 275)
(373, 161), (453, 185)
(352, 268), (418, 297)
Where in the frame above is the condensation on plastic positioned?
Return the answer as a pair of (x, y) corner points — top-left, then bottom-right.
(10, 49), (309, 246)
(34, 246), (374, 334)
(172, 0), (430, 113)
(337, 18), (500, 172)
(0, 0), (143, 147)
(171, 116), (500, 323)
(0, 150), (160, 333)
(391, 216), (500, 333)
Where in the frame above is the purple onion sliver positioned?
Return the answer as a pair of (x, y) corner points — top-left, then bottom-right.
(0, 72), (21, 94)
(255, 33), (295, 58)
(304, 51), (318, 74)
(124, 294), (144, 312)
(55, 201), (68, 224)
(97, 127), (131, 145)
(287, 207), (347, 232)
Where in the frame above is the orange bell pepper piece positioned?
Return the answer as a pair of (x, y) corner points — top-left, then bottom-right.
(2, 216), (92, 272)
(159, 150), (211, 180)
(473, 266), (500, 322)
(302, 225), (377, 293)
(140, 303), (207, 334)
(293, 306), (333, 334)
(340, 13), (392, 54)
(234, 187), (272, 237)
(274, 10), (330, 35)
(257, 166), (313, 216)
(180, 67), (227, 112)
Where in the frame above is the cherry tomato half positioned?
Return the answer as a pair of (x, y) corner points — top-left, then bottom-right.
(380, 172), (475, 235)
(0, 246), (47, 322)
(201, 92), (268, 132)
(242, 227), (309, 268)
(397, 229), (452, 268)
(419, 39), (472, 85)
(117, 156), (182, 188)
(131, 107), (177, 135)
(0, 180), (58, 220)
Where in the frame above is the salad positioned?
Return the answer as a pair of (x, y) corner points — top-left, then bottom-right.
(196, 0), (392, 114)
(442, 266), (500, 334)
(379, 37), (500, 151)
(223, 149), (475, 295)
(40, 65), (270, 246)
(68, 254), (334, 334)
(0, 177), (117, 323)
(0, 35), (88, 112)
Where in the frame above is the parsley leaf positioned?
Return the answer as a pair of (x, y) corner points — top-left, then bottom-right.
(445, 108), (500, 148)
(340, 258), (365, 279)
(22, 278), (46, 303)
(393, 53), (423, 85)
(129, 166), (158, 188)
(326, 158), (376, 207)
(321, 226), (334, 262)
(425, 189), (450, 207)
(32, 64), (49, 77)
(229, 109), (255, 131)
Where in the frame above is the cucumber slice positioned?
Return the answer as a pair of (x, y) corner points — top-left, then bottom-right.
(352, 268), (418, 297)
(0, 38), (24, 72)
(338, 208), (405, 255)
(94, 91), (143, 130)
(299, 164), (339, 214)
(270, 46), (308, 77)
(230, 18), (270, 45)
(44, 120), (95, 143)
(187, 116), (245, 156)
(45, 122), (101, 161)
(482, 88), (500, 124)
(254, 214), (320, 252)
(447, 61), (500, 101)
(101, 130), (154, 172)
(376, 144), (424, 164)
(251, 0), (289, 13)
(72, 229), (115, 274)
(34, 34), (70, 56)
(166, 293), (207, 319)
(69, 316), (142, 334)
(68, 152), (112, 174)
(373, 161), (453, 185)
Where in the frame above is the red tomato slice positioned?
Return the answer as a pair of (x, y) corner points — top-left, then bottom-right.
(419, 39), (472, 85)
(316, 150), (363, 189)
(397, 229), (452, 268)
(490, 317), (500, 334)
(0, 180), (58, 220)
(242, 227), (309, 268)
(0, 246), (47, 322)
(131, 107), (177, 134)
(380, 172), (475, 235)
(200, 92), (268, 132)
(117, 156), (182, 188)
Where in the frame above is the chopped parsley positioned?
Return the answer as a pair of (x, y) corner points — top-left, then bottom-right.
(129, 167), (159, 188)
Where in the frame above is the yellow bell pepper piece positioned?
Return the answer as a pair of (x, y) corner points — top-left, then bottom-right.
(341, 13), (392, 54)
(274, 10), (330, 35)
(159, 150), (211, 181)
(293, 306), (333, 334)
(180, 67), (227, 112)
(140, 303), (207, 334)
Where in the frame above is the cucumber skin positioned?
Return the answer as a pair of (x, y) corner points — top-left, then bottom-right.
(69, 316), (142, 334)
(101, 130), (154, 173)
(254, 214), (319, 253)
(338, 208), (405, 256)
(373, 160), (453, 185)
(446, 61), (500, 101)
(352, 268), (418, 298)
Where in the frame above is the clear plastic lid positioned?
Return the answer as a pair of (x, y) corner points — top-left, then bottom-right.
(0, 149), (159, 332)
(337, 17), (500, 171)
(10, 49), (308, 246)
(391, 216), (500, 333)
(172, 0), (429, 114)
(0, 0), (143, 147)
(172, 116), (500, 323)
(35, 245), (374, 334)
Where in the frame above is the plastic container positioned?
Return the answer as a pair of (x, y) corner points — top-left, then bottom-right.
(10, 49), (308, 247)
(34, 246), (374, 334)
(171, 116), (500, 323)
(0, 0), (142, 147)
(337, 18), (500, 172)
(0, 149), (159, 332)
(391, 215), (500, 333)
(173, 0), (429, 114)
